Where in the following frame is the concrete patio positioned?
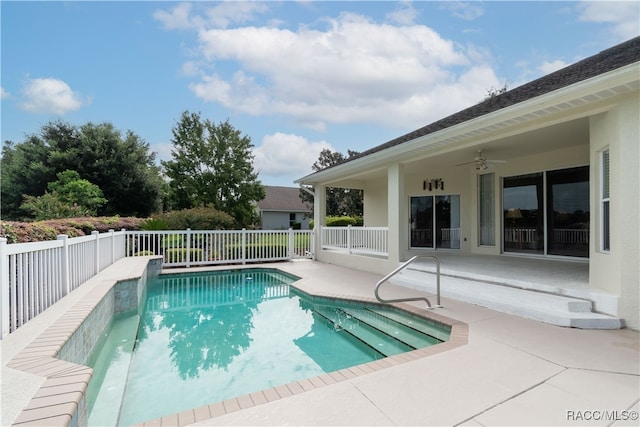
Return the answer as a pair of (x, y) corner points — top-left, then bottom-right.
(2, 258), (638, 426)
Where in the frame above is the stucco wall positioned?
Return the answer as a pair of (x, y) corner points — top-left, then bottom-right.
(589, 94), (640, 330)
(363, 176), (388, 226)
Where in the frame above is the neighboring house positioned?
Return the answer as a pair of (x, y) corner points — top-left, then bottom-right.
(296, 37), (639, 329)
(257, 186), (312, 230)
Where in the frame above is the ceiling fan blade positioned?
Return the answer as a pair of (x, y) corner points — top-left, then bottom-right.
(485, 159), (507, 164)
(455, 160), (478, 166)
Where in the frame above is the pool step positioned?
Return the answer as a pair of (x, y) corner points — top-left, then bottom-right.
(313, 306), (413, 357)
(366, 308), (450, 342)
(340, 308), (441, 348)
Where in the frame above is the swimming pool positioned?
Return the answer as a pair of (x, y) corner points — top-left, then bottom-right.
(87, 268), (451, 426)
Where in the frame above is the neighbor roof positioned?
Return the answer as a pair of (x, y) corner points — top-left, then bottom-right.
(257, 186), (311, 212)
(342, 36), (640, 165)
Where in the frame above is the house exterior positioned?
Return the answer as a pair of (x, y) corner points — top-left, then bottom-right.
(257, 186), (312, 229)
(296, 37), (640, 329)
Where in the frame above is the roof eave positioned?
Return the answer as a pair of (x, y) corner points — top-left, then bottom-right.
(296, 62), (639, 186)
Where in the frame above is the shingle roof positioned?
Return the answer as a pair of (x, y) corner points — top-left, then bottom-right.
(342, 36), (640, 165)
(257, 186), (311, 212)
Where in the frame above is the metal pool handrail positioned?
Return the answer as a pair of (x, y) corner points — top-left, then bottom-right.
(375, 255), (441, 309)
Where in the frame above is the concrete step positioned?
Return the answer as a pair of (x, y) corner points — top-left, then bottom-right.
(389, 269), (623, 329)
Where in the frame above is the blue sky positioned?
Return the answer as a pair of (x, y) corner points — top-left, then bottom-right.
(2, 1), (638, 187)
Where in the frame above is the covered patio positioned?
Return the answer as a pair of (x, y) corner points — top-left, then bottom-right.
(297, 37), (639, 329)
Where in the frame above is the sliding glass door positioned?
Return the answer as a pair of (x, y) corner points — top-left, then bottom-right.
(410, 195), (460, 249)
(546, 167), (589, 257)
(503, 173), (544, 254)
(502, 166), (589, 257)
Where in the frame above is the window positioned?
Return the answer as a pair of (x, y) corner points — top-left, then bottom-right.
(478, 173), (495, 246)
(601, 149), (610, 251)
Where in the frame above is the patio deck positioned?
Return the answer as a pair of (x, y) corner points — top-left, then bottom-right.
(186, 260), (638, 426)
(2, 258), (638, 426)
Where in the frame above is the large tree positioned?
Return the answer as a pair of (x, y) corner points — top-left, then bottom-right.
(162, 111), (265, 227)
(300, 148), (363, 217)
(1, 121), (163, 219)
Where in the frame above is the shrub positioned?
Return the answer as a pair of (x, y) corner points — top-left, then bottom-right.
(153, 207), (235, 230)
(326, 216), (357, 226)
(135, 250), (156, 256)
(164, 248), (204, 263)
(309, 216), (363, 229)
(140, 218), (169, 231)
(1, 217), (146, 243)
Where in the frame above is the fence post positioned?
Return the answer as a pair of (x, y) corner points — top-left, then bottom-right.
(288, 228), (294, 260)
(92, 230), (100, 274)
(241, 229), (247, 265)
(186, 228), (191, 268)
(57, 234), (70, 296)
(0, 238), (9, 338)
(121, 229), (127, 259)
(109, 229), (115, 264)
(347, 225), (352, 254)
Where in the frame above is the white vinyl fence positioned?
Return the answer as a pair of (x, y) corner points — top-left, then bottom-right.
(0, 228), (314, 338)
(0, 230), (127, 338)
(126, 228), (314, 267)
(320, 225), (388, 256)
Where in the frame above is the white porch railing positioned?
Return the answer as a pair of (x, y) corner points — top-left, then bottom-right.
(1, 228), (314, 338)
(320, 225), (388, 256)
(553, 228), (589, 244)
(0, 229), (127, 338)
(126, 228), (314, 267)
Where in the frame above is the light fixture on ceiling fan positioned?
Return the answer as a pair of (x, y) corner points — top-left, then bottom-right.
(456, 149), (506, 170)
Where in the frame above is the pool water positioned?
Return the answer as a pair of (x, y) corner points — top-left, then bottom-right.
(87, 269), (450, 426)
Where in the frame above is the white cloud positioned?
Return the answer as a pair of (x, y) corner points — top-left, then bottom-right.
(577, 1), (640, 40)
(253, 133), (332, 179)
(1, 87), (9, 99)
(20, 77), (87, 115)
(538, 59), (568, 75)
(173, 10), (499, 130)
(440, 1), (485, 21)
(154, 1), (269, 30)
(153, 3), (203, 30)
(386, 1), (419, 25)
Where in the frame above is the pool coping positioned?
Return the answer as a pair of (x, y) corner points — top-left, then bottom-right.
(133, 271), (469, 427)
(2, 257), (162, 427)
(2, 260), (468, 427)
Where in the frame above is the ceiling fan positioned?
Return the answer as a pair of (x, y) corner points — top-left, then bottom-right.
(456, 149), (506, 170)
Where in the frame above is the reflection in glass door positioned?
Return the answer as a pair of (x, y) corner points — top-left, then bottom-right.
(546, 167), (589, 257)
(503, 173), (544, 254)
(410, 196), (433, 247)
(503, 166), (589, 257)
(410, 195), (460, 249)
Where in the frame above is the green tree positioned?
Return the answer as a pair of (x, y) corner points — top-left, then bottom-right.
(1, 121), (163, 219)
(20, 170), (107, 220)
(162, 111), (265, 227)
(300, 148), (363, 217)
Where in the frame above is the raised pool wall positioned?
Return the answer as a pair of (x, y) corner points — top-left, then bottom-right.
(4, 257), (162, 427)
